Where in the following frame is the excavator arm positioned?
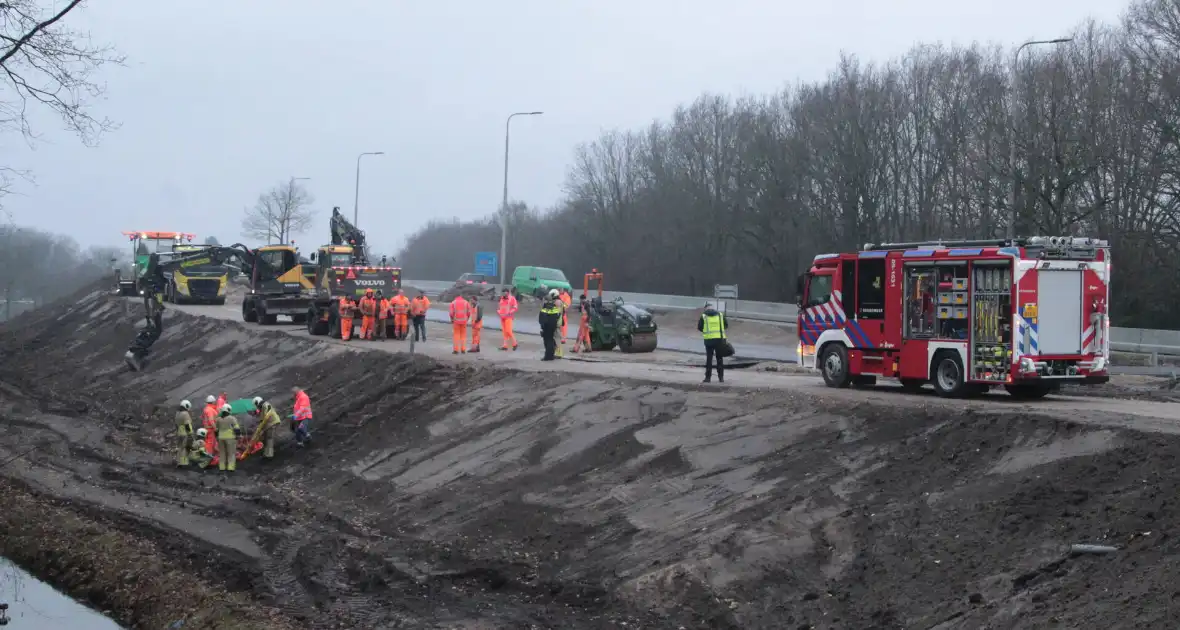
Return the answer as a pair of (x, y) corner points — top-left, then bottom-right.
(124, 244), (262, 371)
(329, 206), (379, 265)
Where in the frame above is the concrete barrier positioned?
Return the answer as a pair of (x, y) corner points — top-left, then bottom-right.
(405, 279), (1180, 356)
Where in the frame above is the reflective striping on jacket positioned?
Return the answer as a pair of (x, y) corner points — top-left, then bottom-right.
(215, 415), (239, 440)
(176, 411), (193, 436)
(450, 298), (472, 323)
(410, 297), (430, 315)
(540, 300), (562, 315)
(261, 405), (282, 429)
(497, 296), (518, 317)
(293, 391), (312, 421)
(701, 313), (725, 340)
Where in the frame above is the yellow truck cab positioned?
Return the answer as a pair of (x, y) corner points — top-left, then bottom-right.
(162, 244), (231, 305)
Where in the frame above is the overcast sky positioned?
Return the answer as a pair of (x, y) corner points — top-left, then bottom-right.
(2, 0), (1126, 257)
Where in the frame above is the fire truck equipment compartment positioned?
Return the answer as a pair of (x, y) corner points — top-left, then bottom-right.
(1037, 269), (1083, 355)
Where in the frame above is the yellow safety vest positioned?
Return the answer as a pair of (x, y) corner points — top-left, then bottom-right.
(701, 313), (725, 340)
(541, 302), (562, 315)
(215, 414), (240, 440)
(175, 411), (193, 436)
(261, 405), (281, 429)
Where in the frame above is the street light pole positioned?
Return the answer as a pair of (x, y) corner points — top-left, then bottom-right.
(1007, 37), (1072, 240)
(278, 176), (311, 244)
(499, 111), (543, 286)
(353, 151), (385, 227)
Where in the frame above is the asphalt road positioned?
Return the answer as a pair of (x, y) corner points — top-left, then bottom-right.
(420, 309), (796, 362)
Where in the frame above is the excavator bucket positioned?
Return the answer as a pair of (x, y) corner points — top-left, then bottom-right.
(621, 332), (658, 353)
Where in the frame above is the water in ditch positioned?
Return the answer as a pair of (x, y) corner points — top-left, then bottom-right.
(0, 558), (122, 629)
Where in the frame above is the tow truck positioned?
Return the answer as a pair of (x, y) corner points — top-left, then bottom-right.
(795, 236), (1111, 399)
(305, 207), (402, 338)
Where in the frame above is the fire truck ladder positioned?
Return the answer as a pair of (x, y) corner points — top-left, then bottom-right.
(862, 239), (1015, 252)
(863, 236), (1109, 252)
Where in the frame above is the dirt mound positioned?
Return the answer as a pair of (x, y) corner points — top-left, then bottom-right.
(2, 287), (1180, 628)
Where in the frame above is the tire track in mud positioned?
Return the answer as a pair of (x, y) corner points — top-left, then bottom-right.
(259, 530), (314, 621)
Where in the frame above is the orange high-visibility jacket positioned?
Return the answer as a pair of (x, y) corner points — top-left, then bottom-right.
(410, 296), (430, 316)
(449, 297), (472, 324)
(498, 295), (518, 318)
(392, 295), (411, 314)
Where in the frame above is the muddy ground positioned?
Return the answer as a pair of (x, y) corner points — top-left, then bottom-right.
(2, 287), (1180, 628)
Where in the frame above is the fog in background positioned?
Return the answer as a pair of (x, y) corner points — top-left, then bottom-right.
(0, 0), (1123, 256)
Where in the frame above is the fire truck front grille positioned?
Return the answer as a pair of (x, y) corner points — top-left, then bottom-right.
(188, 279), (220, 297)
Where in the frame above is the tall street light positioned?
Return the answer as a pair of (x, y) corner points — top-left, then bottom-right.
(353, 151), (385, 226)
(499, 111), (543, 286)
(275, 176), (311, 244)
(1007, 37), (1072, 240)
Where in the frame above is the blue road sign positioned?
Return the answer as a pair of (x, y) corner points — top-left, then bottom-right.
(474, 251), (497, 277)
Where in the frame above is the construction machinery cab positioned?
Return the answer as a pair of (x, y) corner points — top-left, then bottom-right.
(116, 231), (196, 296)
(124, 244), (258, 371)
(581, 269), (658, 353)
(240, 243), (315, 325)
(304, 244), (402, 338)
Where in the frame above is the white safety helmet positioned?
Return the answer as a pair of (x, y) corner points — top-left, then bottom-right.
(220, 404), (232, 415)
(180, 400), (191, 410)
(252, 396), (264, 408)
(548, 289), (560, 299)
(205, 395), (216, 404)
(196, 428), (208, 438)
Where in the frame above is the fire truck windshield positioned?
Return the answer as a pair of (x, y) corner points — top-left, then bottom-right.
(806, 275), (833, 306)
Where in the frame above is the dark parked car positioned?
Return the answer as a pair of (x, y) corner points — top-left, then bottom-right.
(440, 273), (497, 302)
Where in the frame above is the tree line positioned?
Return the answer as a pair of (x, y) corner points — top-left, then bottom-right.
(398, 0), (1180, 330)
(0, 224), (125, 321)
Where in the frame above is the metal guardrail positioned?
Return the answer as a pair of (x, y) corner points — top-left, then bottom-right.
(405, 279), (1180, 368)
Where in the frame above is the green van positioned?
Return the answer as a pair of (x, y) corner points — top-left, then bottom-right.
(511, 266), (572, 298)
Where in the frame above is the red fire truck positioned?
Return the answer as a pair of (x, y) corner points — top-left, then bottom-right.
(795, 236), (1111, 398)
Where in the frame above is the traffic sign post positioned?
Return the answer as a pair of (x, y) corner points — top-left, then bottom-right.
(714, 284), (738, 313)
(474, 252), (498, 277)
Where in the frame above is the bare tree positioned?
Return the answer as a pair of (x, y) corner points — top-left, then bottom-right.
(0, 1), (122, 206)
(241, 180), (316, 244)
(203, 236), (220, 246)
(398, 0), (1180, 329)
(0, 0), (122, 144)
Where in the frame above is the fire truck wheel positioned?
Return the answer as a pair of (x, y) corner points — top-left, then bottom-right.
(932, 353), (967, 397)
(820, 344), (852, 388)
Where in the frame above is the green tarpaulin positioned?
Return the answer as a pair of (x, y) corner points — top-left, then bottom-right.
(226, 398), (255, 415)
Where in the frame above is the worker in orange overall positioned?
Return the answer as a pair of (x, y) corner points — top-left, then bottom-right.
(468, 295), (484, 352)
(376, 290), (390, 340)
(358, 288), (378, 340)
(449, 294), (471, 354)
(338, 295), (356, 340)
(498, 291), (518, 350)
(559, 289), (572, 344)
(572, 294), (593, 353)
(410, 293), (431, 342)
(391, 289), (411, 340)
(201, 394), (220, 457)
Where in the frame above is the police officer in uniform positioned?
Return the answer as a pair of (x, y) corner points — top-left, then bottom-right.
(697, 302), (730, 383)
(538, 289), (563, 361)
